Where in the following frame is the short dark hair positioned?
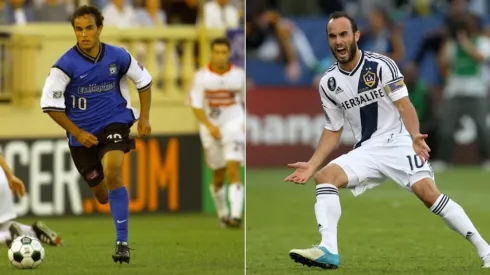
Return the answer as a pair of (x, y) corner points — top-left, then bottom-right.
(328, 11), (358, 33)
(210, 37), (231, 49)
(71, 5), (104, 28)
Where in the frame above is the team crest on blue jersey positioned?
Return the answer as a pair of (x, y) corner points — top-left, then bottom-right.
(362, 71), (376, 88)
(109, 64), (118, 75)
(327, 77), (336, 91)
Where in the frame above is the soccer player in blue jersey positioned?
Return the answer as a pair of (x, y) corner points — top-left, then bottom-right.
(40, 5), (152, 264)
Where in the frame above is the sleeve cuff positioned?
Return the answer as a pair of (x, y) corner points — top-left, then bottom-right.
(42, 107), (65, 113)
(137, 81), (152, 92)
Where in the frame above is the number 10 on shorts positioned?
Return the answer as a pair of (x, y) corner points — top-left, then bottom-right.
(406, 154), (424, 171)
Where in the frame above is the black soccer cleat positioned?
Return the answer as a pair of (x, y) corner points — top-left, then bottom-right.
(227, 218), (242, 228)
(6, 223), (23, 248)
(112, 241), (130, 264)
(220, 217), (229, 228)
(32, 221), (63, 247)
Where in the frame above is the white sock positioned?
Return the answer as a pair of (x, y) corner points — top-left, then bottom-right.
(17, 223), (36, 238)
(431, 194), (490, 258)
(209, 184), (229, 219)
(0, 221), (36, 244)
(315, 184), (341, 254)
(228, 182), (243, 219)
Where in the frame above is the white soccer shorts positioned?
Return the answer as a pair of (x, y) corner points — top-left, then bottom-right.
(330, 134), (435, 196)
(200, 118), (244, 170)
(0, 168), (17, 224)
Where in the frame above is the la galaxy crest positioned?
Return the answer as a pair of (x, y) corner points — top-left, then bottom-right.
(362, 71), (376, 88)
(327, 77), (336, 91)
(109, 64), (118, 75)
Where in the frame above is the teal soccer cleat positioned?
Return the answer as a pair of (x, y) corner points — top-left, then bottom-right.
(289, 246), (340, 269)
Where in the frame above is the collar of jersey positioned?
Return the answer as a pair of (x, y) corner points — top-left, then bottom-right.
(208, 62), (232, 75)
(74, 42), (105, 64)
(337, 50), (364, 76)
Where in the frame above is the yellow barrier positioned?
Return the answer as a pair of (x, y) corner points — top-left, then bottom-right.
(0, 24), (227, 137)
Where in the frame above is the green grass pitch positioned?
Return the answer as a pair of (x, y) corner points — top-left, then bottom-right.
(246, 167), (490, 275)
(1, 214), (244, 274)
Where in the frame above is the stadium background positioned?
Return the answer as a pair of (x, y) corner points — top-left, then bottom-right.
(246, 0), (490, 274)
(0, 0), (244, 274)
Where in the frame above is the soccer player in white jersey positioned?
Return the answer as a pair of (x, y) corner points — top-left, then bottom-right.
(285, 11), (490, 269)
(189, 38), (245, 228)
(0, 154), (63, 247)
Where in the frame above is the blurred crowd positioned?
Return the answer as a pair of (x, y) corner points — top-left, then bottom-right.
(0, 0), (244, 29)
(0, 0), (243, 95)
(247, 0), (488, 18)
(247, 0), (490, 169)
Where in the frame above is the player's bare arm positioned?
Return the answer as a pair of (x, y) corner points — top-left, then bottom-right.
(46, 111), (98, 148)
(0, 154), (25, 198)
(285, 128), (343, 184)
(189, 69), (221, 140)
(123, 52), (153, 138)
(394, 97), (430, 161)
(41, 65), (98, 148)
(137, 87), (152, 137)
(192, 107), (221, 140)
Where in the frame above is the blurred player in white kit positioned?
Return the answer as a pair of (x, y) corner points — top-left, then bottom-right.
(0, 154), (63, 247)
(189, 37), (245, 228)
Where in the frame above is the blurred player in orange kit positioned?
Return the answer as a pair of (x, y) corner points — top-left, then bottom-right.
(189, 38), (245, 228)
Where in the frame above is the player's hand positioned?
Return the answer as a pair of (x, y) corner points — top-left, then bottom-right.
(76, 130), (98, 148)
(207, 124), (221, 140)
(413, 133), (431, 163)
(7, 175), (26, 198)
(284, 162), (315, 185)
(138, 118), (152, 137)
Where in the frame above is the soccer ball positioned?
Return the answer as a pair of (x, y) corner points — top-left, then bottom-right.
(8, 236), (44, 269)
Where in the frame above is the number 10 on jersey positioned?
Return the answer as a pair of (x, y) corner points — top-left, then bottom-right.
(71, 95), (87, 110)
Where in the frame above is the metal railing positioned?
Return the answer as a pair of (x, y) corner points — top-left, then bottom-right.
(0, 24), (226, 106)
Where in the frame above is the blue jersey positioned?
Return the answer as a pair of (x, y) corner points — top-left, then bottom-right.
(41, 43), (152, 146)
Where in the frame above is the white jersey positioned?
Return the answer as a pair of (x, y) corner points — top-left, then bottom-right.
(319, 50), (409, 148)
(189, 64), (245, 127)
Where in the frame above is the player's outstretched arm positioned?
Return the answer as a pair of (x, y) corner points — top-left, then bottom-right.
(285, 128), (343, 184)
(286, 80), (346, 184)
(381, 55), (430, 161)
(308, 128), (343, 170)
(394, 97), (430, 161)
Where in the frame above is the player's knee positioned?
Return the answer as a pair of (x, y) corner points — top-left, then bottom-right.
(103, 166), (122, 188)
(92, 184), (108, 204)
(412, 178), (441, 207)
(226, 168), (240, 183)
(314, 164), (348, 188)
(95, 193), (108, 204)
(226, 161), (241, 183)
(212, 168), (226, 188)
